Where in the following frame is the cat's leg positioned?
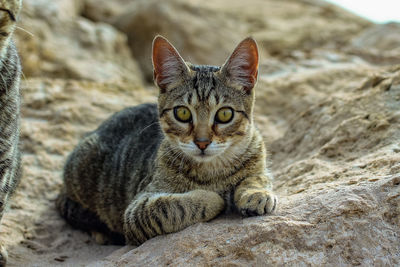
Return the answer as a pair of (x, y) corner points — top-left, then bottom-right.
(0, 160), (20, 267)
(0, 2), (22, 266)
(0, 194), (6, 223)
(0, 199), (7, 266)
(0, 244), (7, 267)
(123, 190), (225, 245)
(234, 175), (278, 216)
(56, 192), (125, 245)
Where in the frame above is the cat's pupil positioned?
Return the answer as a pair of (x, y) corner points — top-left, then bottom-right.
(174, 106), (192, 122)
(216, 107), (233, 123)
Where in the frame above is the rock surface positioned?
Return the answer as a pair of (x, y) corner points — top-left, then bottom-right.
(14, 0), (143, 83)
(347, 22), (400, 65)
(110, 0), (371, 81)
(1, 0), (399, 266)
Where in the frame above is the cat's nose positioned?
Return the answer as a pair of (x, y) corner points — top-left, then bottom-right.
(194, 138), (211, 151)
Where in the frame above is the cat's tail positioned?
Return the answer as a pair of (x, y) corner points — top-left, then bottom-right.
(56, 191), (125, 245)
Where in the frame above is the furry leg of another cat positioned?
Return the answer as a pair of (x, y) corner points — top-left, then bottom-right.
(0, 195), (11, 267)
(0, 244), (7, 267)
(234, 175), (278, 216)
(123, 190), (225, 245)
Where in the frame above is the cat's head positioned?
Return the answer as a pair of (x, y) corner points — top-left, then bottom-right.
(153, 36), (259, 163)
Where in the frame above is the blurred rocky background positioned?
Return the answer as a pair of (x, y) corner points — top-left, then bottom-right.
(1, 0), (399, 265)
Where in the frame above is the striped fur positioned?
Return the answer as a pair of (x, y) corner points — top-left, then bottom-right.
(0, 1), (22, 266)
(57, 36), (277, 246)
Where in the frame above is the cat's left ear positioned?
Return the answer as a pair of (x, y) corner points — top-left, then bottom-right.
(152, 35), (189, 93)
(220, 37), (259, 94)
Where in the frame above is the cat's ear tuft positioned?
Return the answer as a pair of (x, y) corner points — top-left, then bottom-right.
(152, 35), (188, 93)
(221, 37), (259, 94)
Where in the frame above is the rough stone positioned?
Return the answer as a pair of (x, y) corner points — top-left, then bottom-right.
(82, 0), (132, 23)
(111, 0), (371, 81)
(14, 0), (143, 84)
(347, 22), (400, 65)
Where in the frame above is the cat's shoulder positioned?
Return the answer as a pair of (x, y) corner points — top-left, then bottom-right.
(94, 103), (160, 142)
(100, 103), (158, 129)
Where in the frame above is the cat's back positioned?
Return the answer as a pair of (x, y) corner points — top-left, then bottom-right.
(65, 103), (163, 205)
(95, 103), (161, 151)
(98, 102), (163, 202)
(88, 103), (163, 181)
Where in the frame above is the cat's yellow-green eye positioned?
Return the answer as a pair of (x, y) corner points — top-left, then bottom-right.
(215, 107), (234, 123)
(174, 106), (192, 123)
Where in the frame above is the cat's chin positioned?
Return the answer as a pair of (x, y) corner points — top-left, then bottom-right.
(190, 153), (218, 163)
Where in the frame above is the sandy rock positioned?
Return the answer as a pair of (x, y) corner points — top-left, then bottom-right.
(199, 0), (371, 53)
(22, 0), (83, 21)
(14, 0), (143, 84)
(111, 0), (371, 81)
(347, 22), (400, 65)
(351, 22), (400, 51)
(82, 0), (133, 23)
(112, 0), (246, 81)
(255, 51), (369, 142)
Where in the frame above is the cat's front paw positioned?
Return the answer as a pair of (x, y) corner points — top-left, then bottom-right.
(235, 189), (277, 216)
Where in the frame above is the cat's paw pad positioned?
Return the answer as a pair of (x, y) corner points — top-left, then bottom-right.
(236, 190), (277, 216)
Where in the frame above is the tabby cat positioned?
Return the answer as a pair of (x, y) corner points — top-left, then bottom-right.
(57, 35), (277, 246)
(0, 0), (22, 265)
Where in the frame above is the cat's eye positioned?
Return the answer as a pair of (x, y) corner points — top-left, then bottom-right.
(174, 106), (192, 123)
(215, 107), (234, 123)
(0, 8), (16, 21)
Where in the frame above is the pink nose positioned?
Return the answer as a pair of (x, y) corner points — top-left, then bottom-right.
(194, 139), (211, 150)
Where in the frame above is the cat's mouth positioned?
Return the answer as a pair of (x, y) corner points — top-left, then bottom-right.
(199, 151), (211, 157)
(191, 149), (222, 162)
(193, 152), (215, 162)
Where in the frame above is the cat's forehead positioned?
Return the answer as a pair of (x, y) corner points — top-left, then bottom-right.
(188, 64), (220, 103)
(188, 64), (220, 73)
(158, 63), (248, 111)
(184, 67), (242, 109)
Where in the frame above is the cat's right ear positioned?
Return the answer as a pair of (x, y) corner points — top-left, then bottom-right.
(152, 36), (189, 93)
(220, 37), (259, 94)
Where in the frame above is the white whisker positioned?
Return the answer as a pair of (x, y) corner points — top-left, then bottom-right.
(138, 122), (158, 135)
(16, 26), (34, 37)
